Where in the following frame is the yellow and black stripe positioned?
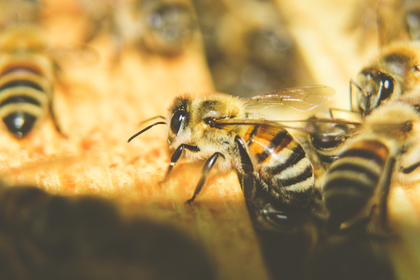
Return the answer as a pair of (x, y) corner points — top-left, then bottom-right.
(0, 65), (51, 138)
(323, 139), (389, 226)
(244, 123), (314, 205)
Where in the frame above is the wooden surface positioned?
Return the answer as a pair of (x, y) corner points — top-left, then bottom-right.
(1, 0), (420, 279)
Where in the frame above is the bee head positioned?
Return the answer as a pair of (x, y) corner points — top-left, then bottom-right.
(166, 93), (246, 147)
(356, 67), (395, 116)
(141, 0), (197, 56)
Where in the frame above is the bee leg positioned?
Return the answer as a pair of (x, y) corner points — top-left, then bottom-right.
(235, 136), (254, 174)
(159, 144), (200, 185)
(259, 203), (295, 229)
(349, 79), (361, 113)
(49, 101), (66, 138)
(400, 161), (420, 174)
(378, 157), (396, 231)
(239, 173), (258, 201)
(234, 135), (256, 200)
(237, 173), (262, 223)
(185, 152), (225, 205)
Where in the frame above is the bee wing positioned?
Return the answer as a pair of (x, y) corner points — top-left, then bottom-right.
(0, 0), (41, 27)
(50, 45), (101, 69)
(214, 118), (281, 127)
(301, 117), (361, 140)
(215, 117), (360, 140)
(244, 85), (336, 111)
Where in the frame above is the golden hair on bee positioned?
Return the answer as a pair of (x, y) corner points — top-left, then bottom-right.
(352, 42), (420, 117)
(166, 93), (251, 168)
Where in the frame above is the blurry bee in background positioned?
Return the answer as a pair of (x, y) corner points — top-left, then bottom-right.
(322, 101), (420, 233)
(351, 42), (420, 118)
(404, 0), (420, 40)
(346, 0), (420, 50)
(301, 103), (420, 280)
(303, 101), (420, 280)
(191, 0), (315, 97)
(376, 0), (420, 47)
(345, 0), (379, 52)
(0, 23), (65, 138)
(128, 85), (335, 232)
(0, 0), (41, 27)
(137, 0), (197, 56)
(0, 184), (216, 280)
(80, 0), (198, 58)
(0, 21), (100, 139)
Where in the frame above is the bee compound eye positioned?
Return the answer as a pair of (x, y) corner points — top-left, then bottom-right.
(170, 111), (186, 135)
(204, 118), (215, 127)
(377, 72), (395, 104)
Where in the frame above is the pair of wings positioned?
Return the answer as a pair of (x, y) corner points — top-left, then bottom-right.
(216, 85), (361, 140)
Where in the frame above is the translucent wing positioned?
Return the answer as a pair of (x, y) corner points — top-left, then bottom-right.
(50, 45), (101, 68)
(302, 117), (361, 141)
(244, 85), (336, 111)
(214, 117), (360, 140)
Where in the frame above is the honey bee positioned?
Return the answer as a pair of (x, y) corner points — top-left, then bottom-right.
(404, 0), (420, 41)
(0, 0), (41, 26)
(348, 0), (420, 48)
(352, 42), (420, 118)
(0, 23), (97, 138)
(0, 24), (63, 138)
(322, 101), (420, 233)
(303, 101), (420, 280)
(374, 0), (420, 46)
(0, 184), (215, 280)
(191, 0), (315, 97)
(81, 0), (197, 58)
(128, 85), (335, 232)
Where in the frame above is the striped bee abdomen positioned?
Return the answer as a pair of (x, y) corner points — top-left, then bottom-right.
(323, 139), (389, 226)
(310, 133), (346, 164)
(0, 65), (51, 138)
(244, 124), (315, 206)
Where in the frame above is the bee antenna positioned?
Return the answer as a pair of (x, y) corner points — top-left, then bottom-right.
(350, 79), (364, 96)
(128, 121), (166, 143)
(137, 115), (166, 126)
